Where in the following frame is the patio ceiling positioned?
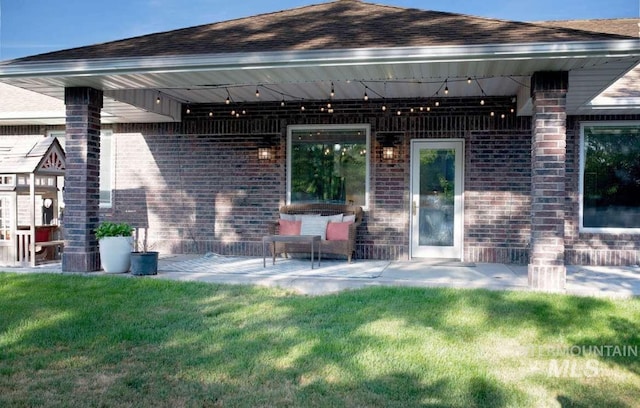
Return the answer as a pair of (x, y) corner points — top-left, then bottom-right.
(0, 0), (639, 124)
(1, 39), (639, 124)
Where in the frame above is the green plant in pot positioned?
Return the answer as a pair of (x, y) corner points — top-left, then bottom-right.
(130, 227), (159, 276)
(95, 221), (133, 273)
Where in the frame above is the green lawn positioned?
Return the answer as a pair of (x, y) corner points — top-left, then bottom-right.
(1, 273), (639, 407)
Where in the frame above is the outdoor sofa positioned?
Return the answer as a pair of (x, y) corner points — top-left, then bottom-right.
(269, 203), (363, 262)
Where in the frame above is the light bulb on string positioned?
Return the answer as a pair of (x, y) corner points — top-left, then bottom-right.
(444, 79), (449, 95)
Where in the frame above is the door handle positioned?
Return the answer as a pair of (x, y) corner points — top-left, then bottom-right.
(412, 201), (417, 216)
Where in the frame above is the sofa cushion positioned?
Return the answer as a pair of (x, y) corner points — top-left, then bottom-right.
(300, 217), (329, 240)
(326, 221), (353, 241)
(343, 214), (356, 223)
(280, 213), (296, 221)
(279, 219), (301, 235)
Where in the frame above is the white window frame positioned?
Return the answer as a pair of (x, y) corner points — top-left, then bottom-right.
(48, 130), (114, 208)
(287, 124), (370, 210)
(579, 121), (640, 234)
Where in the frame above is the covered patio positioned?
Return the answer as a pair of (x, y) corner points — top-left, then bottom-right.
(0, 1), (639, 291)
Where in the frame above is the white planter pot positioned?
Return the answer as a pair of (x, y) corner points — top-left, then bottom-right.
(99, 236), (133, 273)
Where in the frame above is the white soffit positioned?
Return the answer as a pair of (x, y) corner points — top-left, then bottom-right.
(1, 40), (639, 118)
(0, 82), (178, 125)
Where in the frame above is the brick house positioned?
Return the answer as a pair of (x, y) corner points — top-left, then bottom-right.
(0, 0), (639, 290)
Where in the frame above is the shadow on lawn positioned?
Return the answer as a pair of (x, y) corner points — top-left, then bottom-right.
(0, 274), (638, 407)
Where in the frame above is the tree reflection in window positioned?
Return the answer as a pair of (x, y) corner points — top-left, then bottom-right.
(290, 129), (368, 206)
(583, 125), (640, 229)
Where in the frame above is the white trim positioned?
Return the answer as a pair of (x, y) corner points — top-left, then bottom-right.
(286, 124), (370, 210)
(2, 40), (639, 79)
(579, 121), (640, 234)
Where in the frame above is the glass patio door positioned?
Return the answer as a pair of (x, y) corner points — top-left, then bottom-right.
(410, 140), (464, 259)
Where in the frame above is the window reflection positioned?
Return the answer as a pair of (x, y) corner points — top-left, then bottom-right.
(583, 125), (640, 229)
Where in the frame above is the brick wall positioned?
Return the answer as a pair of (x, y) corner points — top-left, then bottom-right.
(103, 97), (534, 263)
(564, 115), (640, 265)
(2, 99), (639, 265)
(465, 131), (531, 263)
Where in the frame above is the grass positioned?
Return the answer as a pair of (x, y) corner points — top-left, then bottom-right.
(0, 273), (639, 408)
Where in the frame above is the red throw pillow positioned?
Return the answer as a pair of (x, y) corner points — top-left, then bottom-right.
(326, 221), (353, 241)
(279, 219), (301, 235)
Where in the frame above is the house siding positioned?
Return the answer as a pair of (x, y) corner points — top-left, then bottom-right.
(1, 99), (639, 265)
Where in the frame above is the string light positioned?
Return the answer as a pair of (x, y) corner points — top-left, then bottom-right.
(168, 77), (520, 119)
(155, 94), (161, 104)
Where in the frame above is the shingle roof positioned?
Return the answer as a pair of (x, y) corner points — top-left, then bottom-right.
(536, 18), (639, 38)
(14, 0), (635, 63)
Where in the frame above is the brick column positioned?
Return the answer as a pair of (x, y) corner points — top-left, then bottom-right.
(528, 72), (568, 291)
(62, 87), (103, 272)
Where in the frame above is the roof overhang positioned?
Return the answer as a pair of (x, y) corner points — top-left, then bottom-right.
(1, 39), (639, 123)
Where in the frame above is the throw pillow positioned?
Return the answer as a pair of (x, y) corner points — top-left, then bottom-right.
(343, 214), (356, 223)
(280, 213), (296, 221)
(279, 219), (301, 235)
(300, 217), (329, 240)
(322, 213), (343, 223)
(326, 221), (353, 241)
(295, 214), (320, 221)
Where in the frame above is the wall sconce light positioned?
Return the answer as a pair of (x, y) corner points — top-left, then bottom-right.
(382, 145), (396, 161)
(258, 135), (276, 161)
(380, 133), (400, 161)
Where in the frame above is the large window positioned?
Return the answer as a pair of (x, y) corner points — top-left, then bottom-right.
(0, 196), (11, 240)
(580, 122), (640, 232)
(49, 130), (114, 207)
(287, 125), (370, 208)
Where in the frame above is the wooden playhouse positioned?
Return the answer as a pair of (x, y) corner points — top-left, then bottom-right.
(0, 136), (65, 266)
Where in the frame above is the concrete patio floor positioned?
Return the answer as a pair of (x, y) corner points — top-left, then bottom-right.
(4, 253), (640, 298)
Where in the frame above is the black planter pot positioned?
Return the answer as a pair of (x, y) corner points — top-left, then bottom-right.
(130, 251), (159, 276)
